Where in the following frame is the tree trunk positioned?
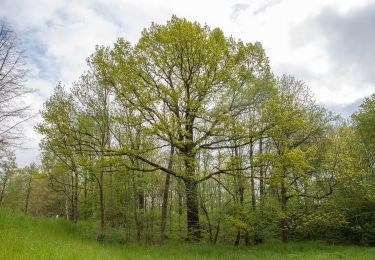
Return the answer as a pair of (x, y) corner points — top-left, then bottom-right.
(65, 192), (69, 220)
(99, 171), (105, 230)
(0, 176), (8, 205)
(132, 172), (143, 242)
(161, 173), (171, 242)
(109, 171), (113, 213)
(73, 171), (79, 223)
(137, 190), (145, 241)
(249, 140), (257, 245)
(249, 140), (256, 210)
(184, 179), (201, 241)
(280, 179), (288, 243)
(178, 180), (183, 237)
(201, 202), (213, 243)
(160, 146), (174, 243)
(235, 230), (241, 246)
(84, 176), (87, 200)
(213, 220), (221, 245)
(70, 172), (75, 222)
(24, 176), (32, 214)
(259, 137), (265, 196)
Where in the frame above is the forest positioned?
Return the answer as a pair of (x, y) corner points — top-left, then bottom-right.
(1, 16), (375, 250)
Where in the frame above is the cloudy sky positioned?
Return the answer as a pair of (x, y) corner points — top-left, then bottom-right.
(1, 0), (374, 166)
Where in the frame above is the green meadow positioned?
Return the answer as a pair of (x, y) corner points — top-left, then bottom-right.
(0, 209), (374, 260)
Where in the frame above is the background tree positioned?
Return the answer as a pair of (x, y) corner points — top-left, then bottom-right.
(0, 149), (16, 205)
(92, 17), (273, 241)
(352, 94), (375, 170)
(12, 17), (374, 246)
(0, 20), (31, 148)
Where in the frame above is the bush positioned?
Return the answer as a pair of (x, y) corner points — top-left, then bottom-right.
(363, 223), (375, 246)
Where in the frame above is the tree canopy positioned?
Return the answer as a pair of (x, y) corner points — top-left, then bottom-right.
(1, 17), (375, 246)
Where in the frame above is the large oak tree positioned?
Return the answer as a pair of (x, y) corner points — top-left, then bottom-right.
(92, 17), (272, 240)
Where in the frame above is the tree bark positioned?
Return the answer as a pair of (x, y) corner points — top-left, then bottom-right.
(73, 171), (79, 223)
(160, 174), (171, 243)
(99, 171), (105, 230)
(160, 147), (174, 243)
(259, 137), (265, 196)
(213, 220), (221, 245)
(24, 175), (32, 214)
(184, 179), (201, 241)
(0, 176), (8, 205)
(201, 202), (213, 243)
(280, 179), (288, 243)
(65, 192), (69, 220)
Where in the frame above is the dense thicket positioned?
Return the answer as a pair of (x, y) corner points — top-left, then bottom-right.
(1, 17), (375, 246)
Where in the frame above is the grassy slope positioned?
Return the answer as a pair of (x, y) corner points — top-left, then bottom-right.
(0, 210), (374, 259)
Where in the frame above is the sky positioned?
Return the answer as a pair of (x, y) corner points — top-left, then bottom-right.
(1, 0), (374, 166)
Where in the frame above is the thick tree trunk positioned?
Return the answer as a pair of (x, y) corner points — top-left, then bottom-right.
(184, 179), (201, 241)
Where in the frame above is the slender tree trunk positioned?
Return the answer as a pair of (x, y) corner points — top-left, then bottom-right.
(132, 172), (143, 242)
(259, 137), (265, 196)
(99, 171), (105, 230)
(256, 137), (265, 245)
(24, 176), (32, 214)
(201, 202), (213, 243)
(213, 220), (221, 245)
(280, 179), (288, 243)
(169, 178), (173, 235)
(65, 192), (69, 220)
(249, 140), (256, 210)
(233, 145), (245, 246)
(160, 146), (174, 243)
(138, 189), (145, 241)
(91, 178), (96, 218)
(73, 171), (79, 223)
(0, 176), (8, 205)
(178, 180), (183, 237)
(109, 171), (113, 212)
(70, 172), (75, 222)
(249, 140), (257, 245)
(84, 176), (87, 200)
(160, 174), (171, 240)
(149, 194), (156, 243)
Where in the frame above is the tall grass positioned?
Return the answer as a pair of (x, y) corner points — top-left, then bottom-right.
(0, 209), (374, 259)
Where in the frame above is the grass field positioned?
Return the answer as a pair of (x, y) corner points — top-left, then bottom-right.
(0, 209), (374, 259)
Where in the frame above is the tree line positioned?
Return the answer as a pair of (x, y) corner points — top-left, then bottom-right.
(1, 17), (375, 245)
